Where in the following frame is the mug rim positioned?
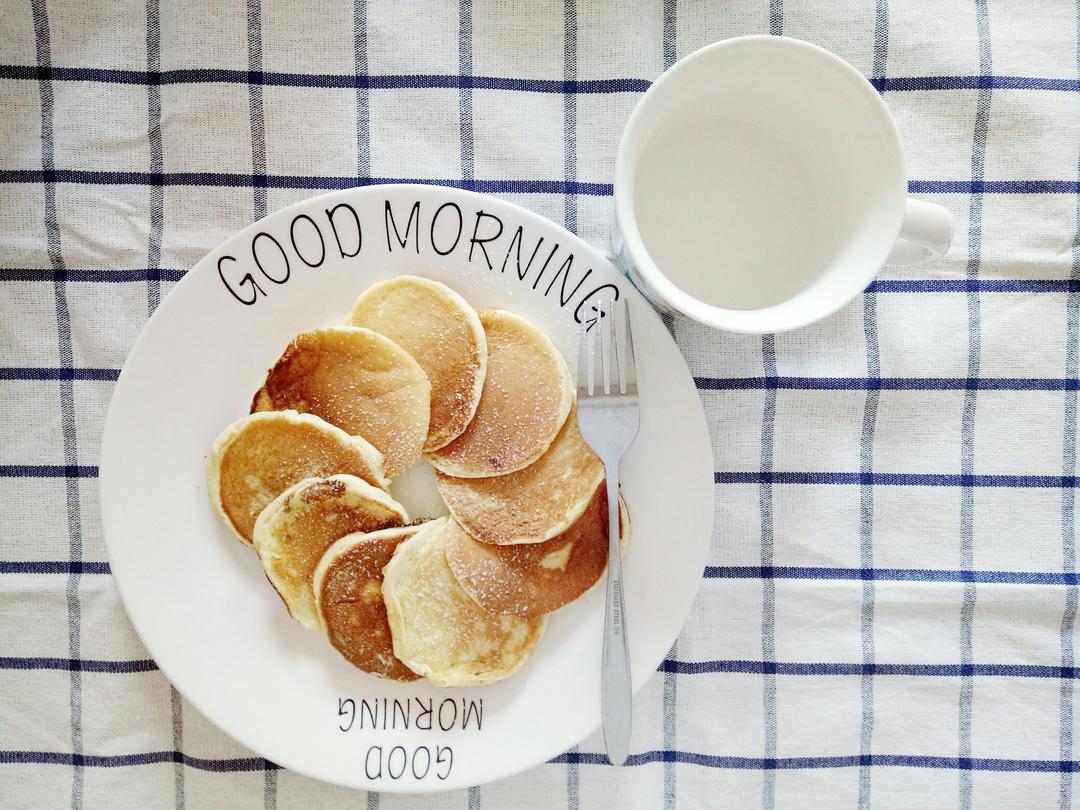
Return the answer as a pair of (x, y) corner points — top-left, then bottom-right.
(614, 35), (908, 334)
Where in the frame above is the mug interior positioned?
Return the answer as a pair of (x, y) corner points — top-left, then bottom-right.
(616, 36), (907, 333)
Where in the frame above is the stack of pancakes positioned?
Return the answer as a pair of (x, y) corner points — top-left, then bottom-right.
(207, 276), (628, 687)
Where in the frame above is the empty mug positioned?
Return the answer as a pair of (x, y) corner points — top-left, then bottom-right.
(612, 35), (953, 334)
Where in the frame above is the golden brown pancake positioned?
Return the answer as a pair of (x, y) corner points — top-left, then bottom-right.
(207, 410), (387, 545)
(251, 326), (430, 478)
(444, 485), (629, 619)
(427, 309), (572, 478)
(313, 525), (424, 681)
(253, 474), (408, 630)
(346, 276), (487, 452)
(382, 517), (547, 686)
(436, 403), (602, 545)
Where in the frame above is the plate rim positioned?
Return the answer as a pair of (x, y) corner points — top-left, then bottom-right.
(99, 183), (714, 792)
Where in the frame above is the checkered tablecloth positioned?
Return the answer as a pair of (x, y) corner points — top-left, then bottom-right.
(2, 0), (1080, 807)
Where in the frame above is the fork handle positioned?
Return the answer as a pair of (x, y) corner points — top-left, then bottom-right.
(601, 465), (632, 766)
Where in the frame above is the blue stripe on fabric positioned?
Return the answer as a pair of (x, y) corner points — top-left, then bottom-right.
(0, 751), (280, 771)
(910, 180), (1080, 193)
(0, 65), (654, 92)
(0, 657), (157, 673)
(759, 334), (778, 810)
(548, 750), (1080, 772)
(1060, 6), (1080, 806)
(0, 749), (1072, 773)
(868, 279), (1080, 293)
(169, 685), (184, 810)
(458, 5), (477, 807)
(4, 466), (1074, 487)
(246, 0), (266, 220)
(3, 64), (1080, 93)
(0, 170), (616, 194)
(458, 0), (474, 185)
(562, 4), (581, 804)
(704, 566), (1080, 585)
(696, 376), (1080, 391)
(0, 368), (119, 381)
(145, 0), (162, 316)
(21, 368), (1080, 389)
(8, 654), (1080, 680)
(873, 75), (1080, 91)
(0, 267), (187, 282)
(858, 200), (884, 810)
(245, 4), (272, 805)
(661, 9), (678, 805)
(959, 4), (993, 806)
(563, 0), (577, 235)
(354, 0), (370, 180)
(0, 170), (1073, 195)
(148, 5), (174, 793)
(30, 2), (84, 806)
(0, 561), (110, 575)
(0, 465), (98, 478)
(715, 471), (1079, 488)
(3, 271), (1076, 293)
(657, 660), (1080, 678)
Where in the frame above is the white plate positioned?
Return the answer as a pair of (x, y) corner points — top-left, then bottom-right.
(100, 185), (713, 792)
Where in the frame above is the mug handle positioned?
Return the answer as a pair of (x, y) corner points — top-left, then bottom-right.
(886, 198), (954, 265)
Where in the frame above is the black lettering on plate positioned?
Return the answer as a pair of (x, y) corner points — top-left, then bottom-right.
(461, 698), (482, 731)
(360, 698), (377, 730)
(436, 746), (454, 780)
(430, 202), (464, 256)
(415, 697), (433, 731)
(411, 745), (432, 779)
(468, 209), (504, 269)
(365, 746), (383, 779)
(530, 241), (561, 291)
(544, 253), (593, 305)
(392, 698), (410, 730)
(386, 745), (407, 780)
(290, 213), (326, 268)
(252, 231), (290, 284)
(500, 225), (545, 282)
(386, 200), (421, 253)
(437, 698), (458, 731)
(573, 283), (620, 324)
(217, 255), (263, 305)
(326, 202), (362, 258)
(338, 698), (355, 732)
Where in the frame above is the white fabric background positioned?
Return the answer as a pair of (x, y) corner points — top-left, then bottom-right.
(1, 0), (1080, 808)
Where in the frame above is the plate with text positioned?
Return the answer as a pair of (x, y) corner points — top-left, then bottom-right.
(100, 185), (713, 792)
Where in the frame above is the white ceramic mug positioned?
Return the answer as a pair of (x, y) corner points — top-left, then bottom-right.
(612, 35), (953, 334)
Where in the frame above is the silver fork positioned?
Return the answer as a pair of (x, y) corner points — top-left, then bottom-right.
(576, 295), (639, 766)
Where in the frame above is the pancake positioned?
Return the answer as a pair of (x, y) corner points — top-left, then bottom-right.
(207, 410), (387, 545)
(444, 485), (629, 619)
(253, 474), (408, 630)
(427, 309), (572, 478)
(313, 525), (424, 682)
(382, 517), (547, 686)
(436, 403), (602, 545)
(347, 276), (487, 452)
(251, 326), (430, 478)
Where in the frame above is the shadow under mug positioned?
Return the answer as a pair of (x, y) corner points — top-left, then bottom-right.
(612, 35), (953, 334)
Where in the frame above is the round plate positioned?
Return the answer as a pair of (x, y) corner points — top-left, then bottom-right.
(100, 185), (713, 792)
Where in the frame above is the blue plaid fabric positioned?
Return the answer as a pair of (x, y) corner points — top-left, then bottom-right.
(1, 0), (1079, 807)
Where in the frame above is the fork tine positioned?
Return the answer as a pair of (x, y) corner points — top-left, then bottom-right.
(609, 296), (622, 393)
(622, 298), (637, 391)
(577, 311), (591, 398)
(597, 296), (609, 395)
